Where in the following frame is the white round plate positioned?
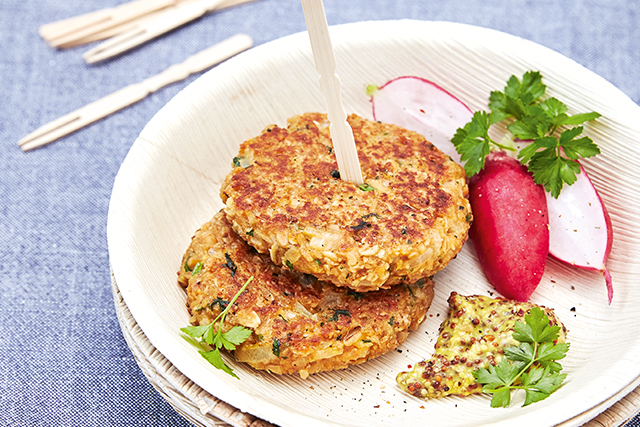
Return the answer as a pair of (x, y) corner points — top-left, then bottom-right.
(107, 20), (640, 427)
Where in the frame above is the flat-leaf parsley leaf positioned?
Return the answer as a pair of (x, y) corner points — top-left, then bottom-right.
(472, 307), (569, 407)
(452, 70), (601, 198)
(180, 276), (254, 379)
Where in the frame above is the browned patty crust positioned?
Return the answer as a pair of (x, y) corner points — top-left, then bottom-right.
(178, 210), (434, 378)
(220, 112), (471, 291)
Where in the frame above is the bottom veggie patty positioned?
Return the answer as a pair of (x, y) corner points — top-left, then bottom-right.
(178, 210), (434, 378)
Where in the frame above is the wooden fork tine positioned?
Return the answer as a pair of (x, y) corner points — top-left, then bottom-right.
(51, 0), (255, 49)
(39, 8), (112, 43)
(17, 112), (82, 150)
(82, 0), (226, 63)
(46, 0), (177, 48)
(41, 0), (256, 49)
(55, 10), (165, 48)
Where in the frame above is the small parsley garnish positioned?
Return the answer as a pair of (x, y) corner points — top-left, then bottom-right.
(183, 256), (192, 272)
(272, 338), (281, 357)
(452, 70), (601, 198)
(208, 297), (230, 311)
(191, 262), (203, 275)
(350, 219), (371, 231)
(328, 309), (351, 322)
(278, 314), (289, 323)
(472, 307), (569, 407)
(180, 277), (254, 379)
(347, 289), (364, 300)
(359, 183), (375, 192)
(222, 253), (237, 277)
(362, 212), (381, 219)
(232, 156), (251, 168)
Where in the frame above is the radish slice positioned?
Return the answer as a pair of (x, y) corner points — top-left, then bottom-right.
(369, 76), (472, 163)
(546, 163), (614, 303)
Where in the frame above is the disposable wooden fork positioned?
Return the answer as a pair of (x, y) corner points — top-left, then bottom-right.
(40, 0), (254, 50)
(41, 0), (180, 48)
(301, 0), (363, 184)
(18, 34), (253, 152)
(82, 0), (251, 64)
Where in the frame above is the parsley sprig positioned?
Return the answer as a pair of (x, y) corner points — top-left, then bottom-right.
(452, 71), (601, 198)
(180, 276), (254, 378)
(472, 307), (569, 407)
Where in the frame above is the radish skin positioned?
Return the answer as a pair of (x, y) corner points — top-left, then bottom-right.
(546, 163), (614, 303)
(369, 76), (472, 163)
(468, 152), (549, 301)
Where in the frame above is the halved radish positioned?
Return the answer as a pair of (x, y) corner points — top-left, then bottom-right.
(368, 76), (472, 163)
(468, 151), (549, 301)
(546, 163), (614, 303)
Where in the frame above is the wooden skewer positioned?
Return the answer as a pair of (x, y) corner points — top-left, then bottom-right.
(301, 0), (363, 185)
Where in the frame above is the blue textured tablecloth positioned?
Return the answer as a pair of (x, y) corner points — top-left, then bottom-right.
(1, 1), (639, 426)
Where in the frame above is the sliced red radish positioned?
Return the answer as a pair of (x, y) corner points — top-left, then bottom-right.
(546, 163), (614, 303)
(369, 76), (472, 163)
(370, 74), (614, 303)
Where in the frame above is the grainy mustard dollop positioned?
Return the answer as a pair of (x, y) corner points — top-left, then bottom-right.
(397, 292), (567, 399)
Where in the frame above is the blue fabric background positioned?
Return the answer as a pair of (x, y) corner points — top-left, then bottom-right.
(1, 0), (639, 426)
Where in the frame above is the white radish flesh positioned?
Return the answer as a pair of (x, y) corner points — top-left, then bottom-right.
(546, 163), (614, 303)
(370, 76), (472, 163)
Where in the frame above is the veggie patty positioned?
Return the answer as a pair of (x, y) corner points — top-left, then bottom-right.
(220, 112), (471, 291)
(178, 210), (434, 378)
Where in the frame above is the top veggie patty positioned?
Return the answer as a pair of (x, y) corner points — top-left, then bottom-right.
(220, 112), (471, 291)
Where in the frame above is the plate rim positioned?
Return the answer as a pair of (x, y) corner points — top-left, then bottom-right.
(107, 18), (640, 427)
(110, 269), (640, 427)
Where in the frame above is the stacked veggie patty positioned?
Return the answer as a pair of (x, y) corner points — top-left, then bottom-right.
(179, 112), (472, 377)
(221, 112), (471, 291)
(179, 211), (433, 378)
